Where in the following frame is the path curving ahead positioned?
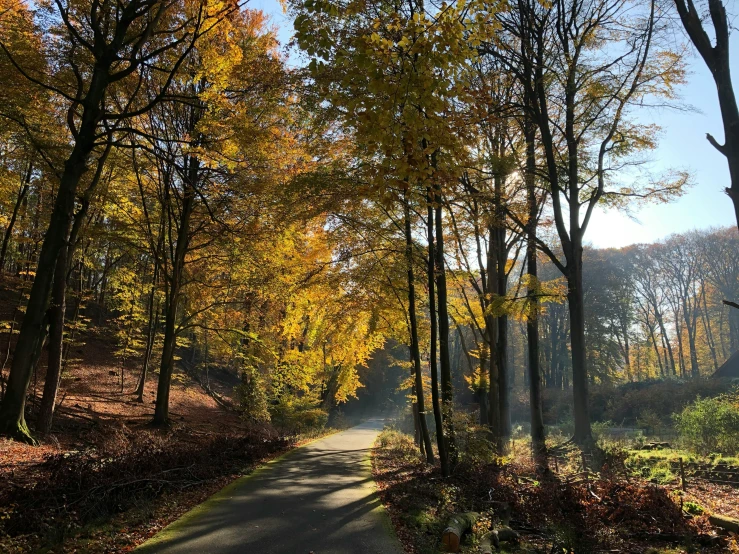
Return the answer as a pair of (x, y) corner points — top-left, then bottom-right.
(137, 419), (404, 554)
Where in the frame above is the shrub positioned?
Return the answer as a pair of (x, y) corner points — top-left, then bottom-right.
(683, 501), (705, 516)
(269, 397), (328, 436)
(510, 379), (731, 430)
(234, 365), (271, 424)
(674, 392), (739, 455)
(592, 420), (616, 439)
(377, 428), (420, 462)
(636, 409), (663, 435)
(602, 378), (728, 426)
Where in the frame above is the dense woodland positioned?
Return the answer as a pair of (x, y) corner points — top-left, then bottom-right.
(0, 0), (739, 552)
(497, 228), (739, 388)
(1, 0), (739, 549)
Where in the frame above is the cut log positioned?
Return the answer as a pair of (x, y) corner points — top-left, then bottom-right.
(709, 514), (739, 534)
(479, 531), (498, 554)
(479, 525), (519, 553)
(442, 512), (479, 552)
(639, 442), (671, 451)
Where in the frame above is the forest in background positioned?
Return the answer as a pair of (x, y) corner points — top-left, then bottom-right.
(0, 0), (736, 453)
(484, 228), (739, 388)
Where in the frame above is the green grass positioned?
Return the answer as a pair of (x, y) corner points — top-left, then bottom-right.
(627, 448), (699, 464)
(626, 448), (739, 467)
(624, 446), (739, 485)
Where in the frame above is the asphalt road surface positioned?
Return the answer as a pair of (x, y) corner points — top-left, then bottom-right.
(137, 419), (404, 554)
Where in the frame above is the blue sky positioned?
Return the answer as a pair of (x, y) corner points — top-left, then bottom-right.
(253, 0), (738, 249)
(586, 43), (739, 249)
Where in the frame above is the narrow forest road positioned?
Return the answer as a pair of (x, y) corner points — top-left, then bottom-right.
(137, 420), (404, 554)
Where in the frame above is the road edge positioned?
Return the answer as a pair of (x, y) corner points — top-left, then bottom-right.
(134, 431), (336, 552)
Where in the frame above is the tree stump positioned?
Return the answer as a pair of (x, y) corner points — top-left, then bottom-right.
(441, 512), (479, 552)
(479, 531), (498, 554)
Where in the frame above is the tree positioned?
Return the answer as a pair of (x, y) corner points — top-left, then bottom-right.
(37, 144), (113, 433)
(126, 8), (294, 424)
(658, 234), (703, 377)
(0, 0), (225, 442)
(700, 228), (739, 353)
(631, 244), (678, 376)
(426, 193), (448, 473)
(292, 0), (494, 464)
(490, 0), (686, 444)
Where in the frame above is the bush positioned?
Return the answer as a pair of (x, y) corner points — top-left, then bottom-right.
(234, 366), (271, 424)
(674, 392), (739, 455)
(683, 501), (705, 516)
(269, 397), (328, 436)
(636, 409), (663, 435)
(602, 378), (728, 426)
(591, 420), (616, 439)
(377, 428), (418, 453)
(509, 379), (732, 432)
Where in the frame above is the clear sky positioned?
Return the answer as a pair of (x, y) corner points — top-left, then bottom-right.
(586, 40), (739, 249)
(252, 0), (738, 249)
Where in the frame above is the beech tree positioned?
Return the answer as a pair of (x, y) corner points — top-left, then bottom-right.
(490, 0), (687, 444)
(0, 0), (228, 442)
(291, 0), (495, 469)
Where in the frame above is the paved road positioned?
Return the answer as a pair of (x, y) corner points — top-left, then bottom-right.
(137, 420), (404, 554)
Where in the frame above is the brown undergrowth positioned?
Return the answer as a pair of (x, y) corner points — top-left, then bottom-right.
(0, 325), (295, 553)
(372, 428), (737, 554)
(0, 424), (293, 553)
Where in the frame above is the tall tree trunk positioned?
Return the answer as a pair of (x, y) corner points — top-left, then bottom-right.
(0, 160), (33, 273)
(508, 320), (515, 387)
(486, 225), (501, 444)
(0, 150), (90, 441)
(700, 290), (719, 371)
(621, 320), (632, 380)
(37, 147), (106, 434)
(36, 245), (68, 435)
(135, 185), (165, 403)
(493, 148), (510, 440)
(0, 61), (110, 441)
(136, 282), (159, 402)
(524, 120), (546, 464)
(154, 282), (179, 426)
(682, 300), (700, 377)
(567, 240), (592, 444)
(655, 309), (676, 375)
(648, 324), (664, 376)
(497, 290), (510, 437)
(153, 157), (197, 426)
(403, 192), (433, 463)
(434, 188), (457, 466)
(427, 196), (448, 475)
(718, 309), (728, 359)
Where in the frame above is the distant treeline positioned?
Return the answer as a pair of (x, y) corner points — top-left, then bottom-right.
(452, 227), (739, 389)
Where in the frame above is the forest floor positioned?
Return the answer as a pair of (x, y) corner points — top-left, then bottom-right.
(372, 428), (739, 554)
(0, 330), (296, 554)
